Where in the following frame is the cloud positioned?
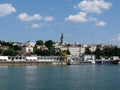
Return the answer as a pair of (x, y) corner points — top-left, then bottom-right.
(65, 0), (111, 26)
(65, 12), (88, 22)
(0, 3), (16, 17)
(66, 12), (98, 23)
(18, 13), (42, 21)
(77, 0), (112, 14)
(18, 13), (54, 22)
(95, 21), (106, 26)
(44, 16), (54, 22)
(112, 34), (120, 41)
(65, 11), (106, 27)
(31, 23), (43, 29)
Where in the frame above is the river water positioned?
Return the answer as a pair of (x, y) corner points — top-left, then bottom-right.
(0, 65), (120, 90)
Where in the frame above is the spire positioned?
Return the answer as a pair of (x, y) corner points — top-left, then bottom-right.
(60, 33), (64, 45)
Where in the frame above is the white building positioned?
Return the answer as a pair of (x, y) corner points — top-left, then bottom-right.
(68, 46), (80, 56)
(112, 56), (119, 60)
(22, 45), (34, 53)
(83, 55), (95, 61)
(79, 46), (85, 54)
(89, 45), (97, 52)
(0, 56), (8, 61)
(59, 46), (68, 51)
(24, 41), (35, 47)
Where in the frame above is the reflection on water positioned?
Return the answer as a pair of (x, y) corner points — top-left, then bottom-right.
(0, 65), (119, 90)
(25, 66), (39, 89)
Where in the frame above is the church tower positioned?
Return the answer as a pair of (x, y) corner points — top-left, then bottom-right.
(60, 33), (64, 45)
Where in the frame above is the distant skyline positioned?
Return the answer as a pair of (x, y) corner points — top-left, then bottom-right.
(0, 0), (120, 45)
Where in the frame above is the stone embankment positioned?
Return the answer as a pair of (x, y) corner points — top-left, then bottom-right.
(0, 61), (67, 66)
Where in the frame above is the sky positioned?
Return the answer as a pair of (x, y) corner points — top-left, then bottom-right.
(0, 0), (120, 45)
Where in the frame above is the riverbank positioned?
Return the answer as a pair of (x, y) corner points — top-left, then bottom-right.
(0, 61), (67, 66)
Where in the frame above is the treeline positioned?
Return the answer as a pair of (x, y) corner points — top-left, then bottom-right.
(0, 41), (22, 56)
(85, 46), (120, 59)
(34, 40), (70, 56)
(0, 40), (71, 56)
(1, 40), (120, 58)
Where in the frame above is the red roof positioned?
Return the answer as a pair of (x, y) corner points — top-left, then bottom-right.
(0, 45), (9, 49)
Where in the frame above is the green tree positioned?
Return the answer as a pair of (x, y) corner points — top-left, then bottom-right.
(36, 40), (44, 45)
(112, 46), (120, 56)
(0, 41), (12, 47)
(12, 45), (22, 51)
(66, 50), (71, 55)
(0, 49), (3, 55)
(62, 50), (71, 55)
(34, 49), (51, 56)
(103, 48), (114, 58)
(55, 52), (62, 56)
(34, 49), (42, 56)
(3, 48), (17, 56)
(94, 48), (101, 59)
(45, 40), (54, 50)
(85, 47), (92, 54)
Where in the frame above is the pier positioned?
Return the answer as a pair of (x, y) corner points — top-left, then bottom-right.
(95, 59), (120, 64)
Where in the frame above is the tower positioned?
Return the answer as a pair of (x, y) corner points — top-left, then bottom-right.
(60, 33), (64, 45)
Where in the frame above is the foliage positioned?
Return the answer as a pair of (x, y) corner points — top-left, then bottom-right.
(63, 50), (71, 55)
(93, 48), (101, 59)
(45, 40), (54, 50)
(3, 48), (17, 56)
(85, 46), (120, 59)
(0, 41), (12, 47)
(11, 45), (22, 51)
(94, 46), (120, 59)
(36, 40), (44, 45)
(34, 49), (52, 56)
(85, 47), (92, 54)
(0, 49), (3, 54)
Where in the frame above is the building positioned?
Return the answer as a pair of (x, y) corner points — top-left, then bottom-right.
(68, 46), (80, 56)
(40, 45), (48, 51)
(89, 45), (97, 52)
(83, 55), (95, 61)
(24, 41), (35, 47)
(59, 46), (68, 51)
(22, 45), (34, 53)
(79, 46), (85, 54)
(0, 45), (9, 50)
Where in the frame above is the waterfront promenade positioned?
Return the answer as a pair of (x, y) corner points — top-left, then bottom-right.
(0, 56), (67, 66)
(0, 55), (119, 66)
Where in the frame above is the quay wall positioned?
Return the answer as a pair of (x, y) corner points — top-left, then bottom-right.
(0, 61), (67, 66)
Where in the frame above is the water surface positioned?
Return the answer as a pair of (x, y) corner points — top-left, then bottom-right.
(0, 65), (120, 90)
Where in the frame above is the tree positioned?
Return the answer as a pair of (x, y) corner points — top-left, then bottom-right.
(34, 49), (42, 56)
(85, 47), (92, 54)
(94, 48), (101, 59)
(0, 41), (12, 47)
(45, 40), (54, 50)
(36, 40), (44, 45)
(0, 49), (3, 55)
(12, 45), (22, 51)
(34, 49), (51, 56)
(62, 50), (71, 55)
(3, 48), (17, 56)
(103, 48), (114, 58)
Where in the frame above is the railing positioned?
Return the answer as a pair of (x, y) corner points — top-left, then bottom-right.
(0, 56), (66, 62)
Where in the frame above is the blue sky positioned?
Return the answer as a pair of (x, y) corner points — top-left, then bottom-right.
(0, 0), (120, 45)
